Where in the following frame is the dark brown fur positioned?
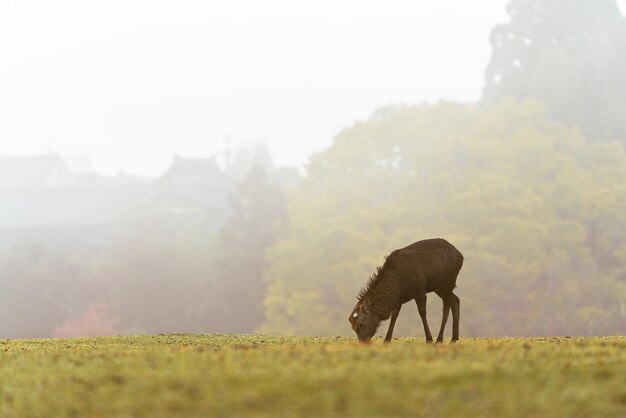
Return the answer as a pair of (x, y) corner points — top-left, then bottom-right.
(348, 238), (464, 343)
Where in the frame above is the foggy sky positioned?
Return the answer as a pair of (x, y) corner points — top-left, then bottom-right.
(3, 0), (514, 176)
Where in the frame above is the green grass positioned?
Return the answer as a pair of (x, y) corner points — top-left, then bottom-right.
(1, 334), (625, 418)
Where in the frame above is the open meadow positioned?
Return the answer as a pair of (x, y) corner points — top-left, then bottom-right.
(1, 334), (625, 417)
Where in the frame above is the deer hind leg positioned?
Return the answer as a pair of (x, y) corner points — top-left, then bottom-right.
(451, 292), (460, 342)
(415, 293), (433, 343)
(436, 291), (452, 343)
(384, 306), (401, 343)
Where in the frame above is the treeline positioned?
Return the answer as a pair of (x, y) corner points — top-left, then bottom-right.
(262, 100), (626, 337)
(3, 99), (623, 338)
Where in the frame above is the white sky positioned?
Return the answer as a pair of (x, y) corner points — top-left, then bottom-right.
(0, 0), (513, 177)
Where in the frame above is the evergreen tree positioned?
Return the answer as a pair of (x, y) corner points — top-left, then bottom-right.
(206, 166), (288, 333)
(482, 0), (626, 143)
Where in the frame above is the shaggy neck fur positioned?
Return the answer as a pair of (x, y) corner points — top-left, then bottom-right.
(358, 263), (401, 321)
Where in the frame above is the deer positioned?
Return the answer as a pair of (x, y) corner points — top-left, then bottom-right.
(348, 238), (464, 344)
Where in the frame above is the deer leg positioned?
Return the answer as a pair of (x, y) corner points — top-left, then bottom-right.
(451, 293), (460, 342)
(384, 306), (401, 343)
(415, 294), (433, 343)
(437, 292), (452, 343)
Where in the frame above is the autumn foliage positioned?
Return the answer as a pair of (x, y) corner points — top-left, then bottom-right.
(53, 304), (118, 338)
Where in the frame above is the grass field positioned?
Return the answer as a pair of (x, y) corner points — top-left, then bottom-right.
(1, 334), (625, 418)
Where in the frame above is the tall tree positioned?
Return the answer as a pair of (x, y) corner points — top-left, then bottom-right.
(482, 0), (626, 143)
(205, 165), (288, 333)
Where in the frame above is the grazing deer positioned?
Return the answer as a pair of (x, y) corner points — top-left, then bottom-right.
(348, 238), (464, 343)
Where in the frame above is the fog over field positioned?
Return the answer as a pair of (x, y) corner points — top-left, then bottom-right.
(1, 0), (508, 176)
(0, 0), (625, 339)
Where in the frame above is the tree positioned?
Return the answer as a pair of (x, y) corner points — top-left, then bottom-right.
(0, 243), (104, 338)
(203, 165), (288, 333)
(53, 303), (117, 338)
(482, 0), (626, 143)
(262, 101), (626, 337)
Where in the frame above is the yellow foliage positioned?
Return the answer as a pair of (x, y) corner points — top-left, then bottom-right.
(263, 100), (626, 337)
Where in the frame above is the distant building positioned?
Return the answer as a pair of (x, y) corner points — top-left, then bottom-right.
(126, 156), (233, 231)
(0, 150), (300, 252)
(0, 154), (234, 250)
(0, 154), (151, 249)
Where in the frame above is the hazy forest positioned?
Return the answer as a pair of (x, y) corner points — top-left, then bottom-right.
(1, 0), (626, 339)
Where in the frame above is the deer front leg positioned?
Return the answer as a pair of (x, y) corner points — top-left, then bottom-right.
(384, 306), (401, 343)
(415, 293), (433, 343)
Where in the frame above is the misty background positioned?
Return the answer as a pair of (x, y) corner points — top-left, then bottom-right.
(1, 0), (625, 338)
(1, 0), (508, 176)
